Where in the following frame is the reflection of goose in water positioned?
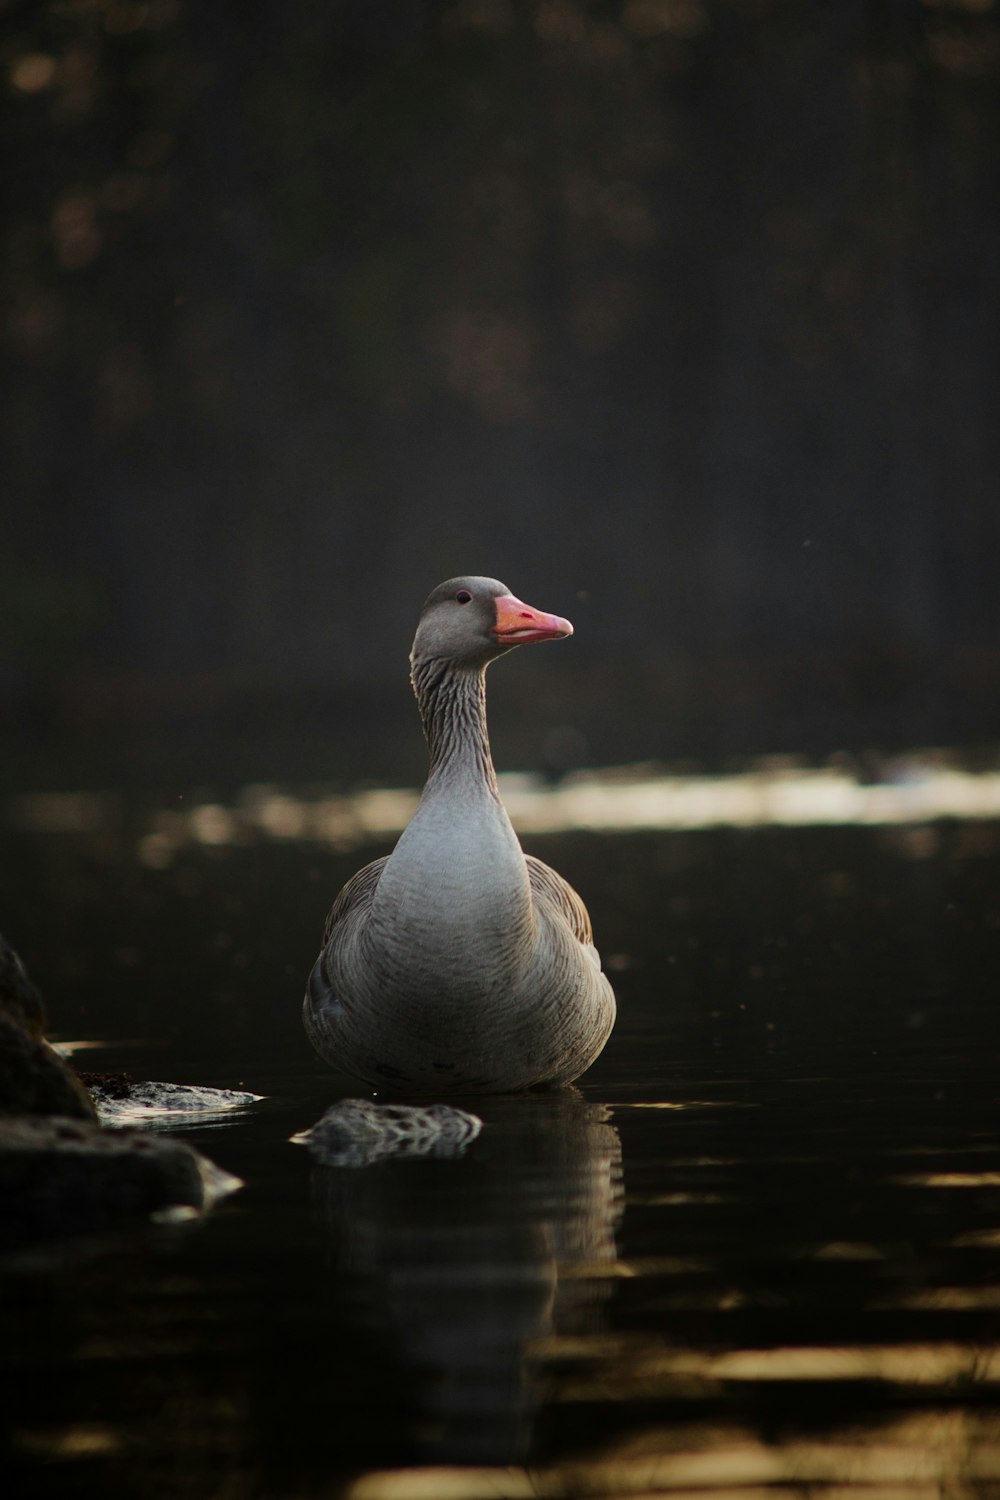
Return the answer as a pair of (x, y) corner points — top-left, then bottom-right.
(307, 1090), (623, 1467)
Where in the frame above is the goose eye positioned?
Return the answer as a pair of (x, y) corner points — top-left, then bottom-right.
(455, 590), (473, 604)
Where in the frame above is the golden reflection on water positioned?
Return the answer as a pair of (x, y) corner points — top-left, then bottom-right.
(14, 1423), (121, 1459)
(9, 753), (1000, 866)
(893, 1171), (1000, 1188)
(595, 1341), (1000, 1386)
(873, 1287), (1000, 1309)
(342, 1408), (1000, 1498)
(953, 1228), (1000, 1248)
(627, 1191), (736, 1205)
(613, 1101), (757, 1112)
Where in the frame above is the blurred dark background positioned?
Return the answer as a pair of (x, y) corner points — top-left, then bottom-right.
(3, 0), (998, 793)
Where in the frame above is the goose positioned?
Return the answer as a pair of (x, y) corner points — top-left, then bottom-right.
(303, 576), (616, 1094)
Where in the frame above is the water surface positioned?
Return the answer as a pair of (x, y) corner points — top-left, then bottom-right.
(2, 810), (1000, 1497)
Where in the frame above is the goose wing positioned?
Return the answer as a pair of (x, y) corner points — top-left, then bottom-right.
(320, 856), (389, 947)
(306, 856), (389, 1040)
(525, 853), (596, 952)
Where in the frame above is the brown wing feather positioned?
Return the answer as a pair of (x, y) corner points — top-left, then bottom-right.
(525, 853), (594, 948)
(321, 856), (389, 947)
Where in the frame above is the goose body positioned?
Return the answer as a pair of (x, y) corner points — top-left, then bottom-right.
(303, 577), (616, 1093)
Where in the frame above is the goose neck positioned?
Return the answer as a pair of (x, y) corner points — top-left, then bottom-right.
(411, 657), (498, 793)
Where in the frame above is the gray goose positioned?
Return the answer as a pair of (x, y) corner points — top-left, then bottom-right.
(303, 576), (616, 1094)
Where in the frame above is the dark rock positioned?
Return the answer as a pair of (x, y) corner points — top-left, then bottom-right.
(0, 935), (97, 1121)
(0, 932), (46, 1038)
(292, 1098), (482, 1167)
(0, 937), (242, 1242)
(0, 1115), (240, 1240)
(0, 1017), (98, 1122)
(77, 1071), (136, 1101)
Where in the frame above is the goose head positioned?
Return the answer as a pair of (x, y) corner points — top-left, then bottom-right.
(411, 576), (573, 671)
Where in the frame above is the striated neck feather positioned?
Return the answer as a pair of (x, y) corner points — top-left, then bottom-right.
(410, 656), (499, 796)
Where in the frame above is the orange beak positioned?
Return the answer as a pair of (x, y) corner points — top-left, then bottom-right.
(492, 593), (574, 645)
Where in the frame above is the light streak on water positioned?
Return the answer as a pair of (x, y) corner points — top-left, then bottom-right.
(9, 752), (1000, 867)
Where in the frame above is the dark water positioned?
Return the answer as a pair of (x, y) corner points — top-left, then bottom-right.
(3, 816), (1000, 1498)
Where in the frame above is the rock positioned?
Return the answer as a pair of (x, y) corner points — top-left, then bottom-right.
(77, 1070), (135, 1100)
(0, 937), (243, 1242)
(0, 1115), (242, 1242)
(291, 1098), (482, 1167)
(91, 1080), (264, 1128)
(0, 1018), (98, 1122)
(0, 932), (46, 1038)
(0, 935), (96, 1122)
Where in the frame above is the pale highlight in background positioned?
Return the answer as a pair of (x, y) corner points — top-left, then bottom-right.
(9, 752), (1000, 868)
